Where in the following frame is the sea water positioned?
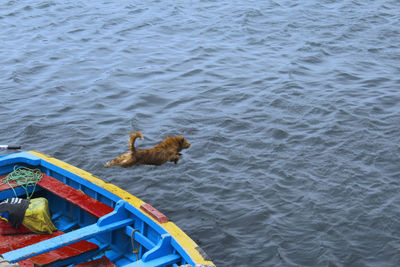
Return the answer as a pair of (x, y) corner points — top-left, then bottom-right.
(1, 1), (400, 266)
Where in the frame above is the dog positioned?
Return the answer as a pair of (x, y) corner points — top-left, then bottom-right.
(104, 131), (190, 167)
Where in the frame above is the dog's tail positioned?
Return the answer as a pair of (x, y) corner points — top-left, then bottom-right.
(129, 131), (143, 153)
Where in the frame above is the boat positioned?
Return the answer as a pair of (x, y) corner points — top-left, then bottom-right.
(0, 151), (214, 267)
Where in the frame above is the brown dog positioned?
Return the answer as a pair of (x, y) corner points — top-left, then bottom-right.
(104, 131), (190, 167)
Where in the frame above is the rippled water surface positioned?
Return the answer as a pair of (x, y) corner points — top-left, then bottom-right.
(1, 0), (400, 266)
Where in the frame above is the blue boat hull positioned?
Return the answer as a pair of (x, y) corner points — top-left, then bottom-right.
(0, 151), (214, 267)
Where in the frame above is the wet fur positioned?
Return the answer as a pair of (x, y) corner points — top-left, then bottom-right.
(104, 131), (190, 167)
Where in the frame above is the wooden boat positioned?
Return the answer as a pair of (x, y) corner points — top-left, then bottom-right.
(0, 151), (214, 267)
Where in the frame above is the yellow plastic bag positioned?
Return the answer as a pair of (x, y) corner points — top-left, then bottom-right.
(22, 197), (57, 234)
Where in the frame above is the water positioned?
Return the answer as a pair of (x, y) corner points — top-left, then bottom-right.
(1, 0), (400, 266)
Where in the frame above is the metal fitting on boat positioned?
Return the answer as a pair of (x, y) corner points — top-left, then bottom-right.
(0, 257), (19, 267)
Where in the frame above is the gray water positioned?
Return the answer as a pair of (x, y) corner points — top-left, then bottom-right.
(1, 0), (400, 266)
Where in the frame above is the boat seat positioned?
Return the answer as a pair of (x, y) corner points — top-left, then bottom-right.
(37, 174), (115, 218)
(0, 174), (40, 199)
(1, 201), (133, 265)
(0, 230), (99, 266)
(0, 173), (115, 266)
(0, 173), (114, 218)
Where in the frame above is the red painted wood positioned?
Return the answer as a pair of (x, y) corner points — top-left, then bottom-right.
(38, 174), (114, 218)
(20, 231), (64, 246)
(16, 260), (34, 267)
(0, 219), (32, 235)
(0, 233), (40, 246)
(0, 174), (18, 191)
(0, 171), (113, 265)
(140, 203), (168, 223)
(0, 245), (10, 254)
(0, 230), (99, 266)
(0, 173), (114, 218)
(67, 239), (99, 253)
(29, 252), (60, 266)
(51, 245), (83, 260)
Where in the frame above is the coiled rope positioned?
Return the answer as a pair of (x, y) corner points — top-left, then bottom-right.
(0, 166), (43, 200)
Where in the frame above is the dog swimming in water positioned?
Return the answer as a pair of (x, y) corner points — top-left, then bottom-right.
(104, 131), (190, 167)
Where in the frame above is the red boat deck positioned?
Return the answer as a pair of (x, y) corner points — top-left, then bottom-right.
(0, 173), (116, 266)
(0, 231), (99, 266)
(37, 174), (114, 218)
(0, 173), (114, 218)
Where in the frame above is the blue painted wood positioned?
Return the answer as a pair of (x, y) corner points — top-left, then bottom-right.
(142, 234), (173, 262)
(123, 234), (182, 267)
(125, 226), (155, 251)
(124, 254), (181, 267)
(0, 152), (41, 168)
(2, 200), (134, 263)
(0, 186), (38, 200)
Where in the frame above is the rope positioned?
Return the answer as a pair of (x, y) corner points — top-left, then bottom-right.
(131, 229), (141, 261)
(1, 166), (43, 200)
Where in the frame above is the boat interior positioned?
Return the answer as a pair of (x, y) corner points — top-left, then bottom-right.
(0, 160), (187, 267)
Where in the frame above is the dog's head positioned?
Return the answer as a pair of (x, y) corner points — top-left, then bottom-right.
(104, 153), (132, 168)
(177, 136), (190, 150)
(163, 136), (190, 151)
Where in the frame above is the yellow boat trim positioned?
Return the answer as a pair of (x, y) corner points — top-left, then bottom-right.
(29, 151), (214, 267)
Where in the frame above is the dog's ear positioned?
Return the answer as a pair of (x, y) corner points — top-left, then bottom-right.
(178, 137), (185, 148)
